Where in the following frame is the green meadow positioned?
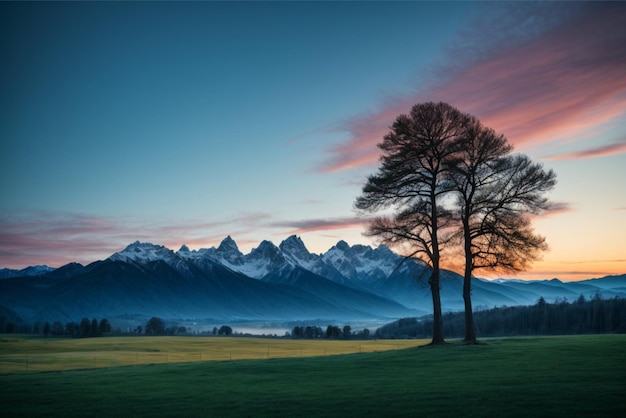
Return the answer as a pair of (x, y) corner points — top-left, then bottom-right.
(1, 334), (625, 417)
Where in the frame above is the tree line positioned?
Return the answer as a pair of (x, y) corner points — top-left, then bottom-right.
(290, 324), (371, 340)
(0, 317), (113, 337)
(374, 295), (626, 339)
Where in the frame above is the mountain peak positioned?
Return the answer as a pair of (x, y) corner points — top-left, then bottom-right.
(216, 236), (241, 255)
(179, 244), (190, 253)
(118, 241), (160, 254)
(279, 235), (309, 255)
(109, 241), (174, 263)
(335, 240), (350, 251)
(254, 240), (280, 256)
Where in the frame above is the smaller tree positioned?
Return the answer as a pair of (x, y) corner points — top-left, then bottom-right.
(218, 325), (233, 336)
(43, 321), (51, 337)
(145, 317), (165, 336)
(91, 318), (99, 336)
(99, 318), (112, 335)
(326, 325), (341, 339)
(342, 325), (352, 339)
(449, 115), (556, 344)
(80, 317), (91, 337)
(292, 326), (303, 338)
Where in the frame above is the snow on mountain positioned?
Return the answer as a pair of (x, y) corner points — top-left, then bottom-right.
(322, 240), (404, 283)
(174, 235), (339, 280)
(241, 240), (288, 278)
(214, 236), (244, 264)
(108, 241), (197, 277)
(0, 265), (56, 279)
(107, 235), (422, 286)
(63, 237), (626, 310)
(279, 235), (318, 270)
(176, 237), (280, 279)
(109, 241), (178, 264)
(3, 236), (625, 324)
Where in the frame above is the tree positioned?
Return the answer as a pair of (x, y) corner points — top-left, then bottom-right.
(80, 317), (91, 337)
(343, 325), (352, 339)
(99, 318), (112, 335)
(43, 321), (51, 337)
(218, 325), (232, 336)
(65, 321), (78, 336)
(326, 325), (341, 339)
(91, 318), (99, 336)
(145, 317), (165, 336)
(292, 326), (303, 338)
(448, 115), (556, 343)
(356, 102), (465, 345)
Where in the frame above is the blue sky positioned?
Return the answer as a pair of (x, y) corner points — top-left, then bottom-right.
(1, 1), (625, 281)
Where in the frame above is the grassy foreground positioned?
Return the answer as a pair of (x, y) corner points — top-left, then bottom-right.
(1, 334), (625, 417)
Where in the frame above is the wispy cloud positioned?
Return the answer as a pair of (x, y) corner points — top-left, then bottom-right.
(0, 210), (275, 268)
(319, 2), (626, 173)
(538, 201), (575, 219)
(0, 211), (133, 268)
(270, 216), (372, 236)
(544, 137), (626, 161)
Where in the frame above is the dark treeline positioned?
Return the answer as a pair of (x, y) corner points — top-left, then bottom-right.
(0, 316), (112, 337)
(376, 296), (626, 339)
(290, 325), (371, 340)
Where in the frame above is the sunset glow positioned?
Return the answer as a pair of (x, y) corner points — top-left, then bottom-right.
(1, 1), (624, 281)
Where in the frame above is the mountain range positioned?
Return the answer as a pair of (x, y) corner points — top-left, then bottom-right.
(1, 235), (625, 330)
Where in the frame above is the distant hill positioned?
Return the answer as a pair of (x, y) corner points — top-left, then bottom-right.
(1, 236), (624, 329)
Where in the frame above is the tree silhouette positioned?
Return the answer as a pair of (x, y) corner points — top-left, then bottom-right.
(218, 325), (232, 336)
(448, 115), (556, 343)
(80, 317), (91, 337)
(99, 318), (112, 334)
(145, 317), (165, 336)
(356, 102), (465, 345)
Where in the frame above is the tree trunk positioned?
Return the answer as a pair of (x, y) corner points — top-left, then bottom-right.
(463, 218), (478, 344)
(463, 274), (477, 344)
(429, 268), (446, 345)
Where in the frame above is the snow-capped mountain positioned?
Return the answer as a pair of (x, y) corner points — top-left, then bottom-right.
(1, 235), (624, 329)
(109, 241), (177, 264)
(322, 240), (410, 286)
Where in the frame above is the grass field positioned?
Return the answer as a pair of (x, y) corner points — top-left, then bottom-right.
(1, 334), (625, 417)
(0, 335), (425, 373)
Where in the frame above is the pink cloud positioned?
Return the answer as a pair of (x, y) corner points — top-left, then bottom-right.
(533, 201), (575, 220)
(271, 217), (372, 235)
(0, 212), (129, 268)
(320, 3), (626, 172)
(0, 210), (276, 268)
(544, 138), (626, 161)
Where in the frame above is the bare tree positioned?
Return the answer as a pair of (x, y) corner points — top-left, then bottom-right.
(356, 102), (465, 345)
(449, 116), (557, 344)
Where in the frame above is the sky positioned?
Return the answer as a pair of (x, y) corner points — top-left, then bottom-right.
(1, 1), (625, 281)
